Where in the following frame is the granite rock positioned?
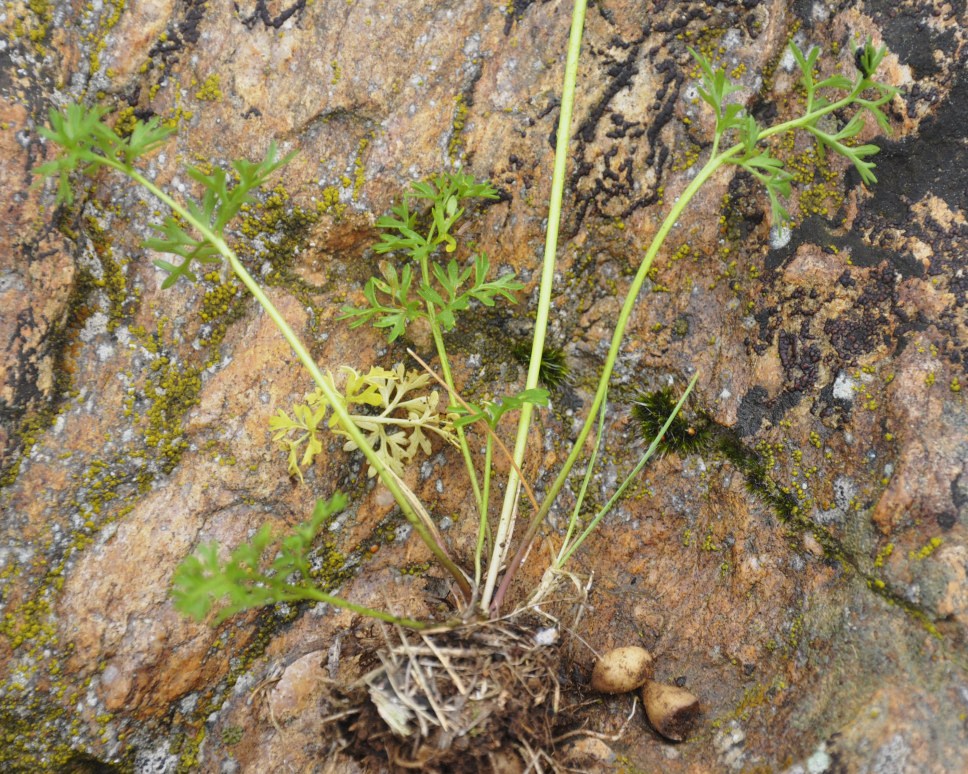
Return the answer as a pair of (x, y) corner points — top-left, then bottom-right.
(1, 0), (966, 771)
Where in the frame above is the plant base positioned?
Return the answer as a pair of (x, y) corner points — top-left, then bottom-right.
(320, 581), (596, 772)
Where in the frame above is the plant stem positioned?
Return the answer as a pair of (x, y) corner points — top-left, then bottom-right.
(118, 163), (471, 600)
(494, 66), (884, 607)
(283, 587), (428, 629)
(430, 324), (484, 512)
(416, 218), (484, 514)
(493, 144), (741, 611)
(475, 435), (494, 586)
(556, 373), (697, 567)
(480, 0), (589, 612)
(556, 388), (608, 565)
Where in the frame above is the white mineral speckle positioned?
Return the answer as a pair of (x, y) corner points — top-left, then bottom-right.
(833, 371), (858, 401)
(770, 223), (792, 249)
(80, 312), (109, 343)
(807, 743), (831, 773)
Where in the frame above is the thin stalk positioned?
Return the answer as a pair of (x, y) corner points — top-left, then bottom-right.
(759, 84), (867, 141)
(556, 373), (697, 567)
(556, 388), (608, 565)
(407, 348), (541, 516)
(492, 146), (739, 611)
(495, 69), (885, 605)
(430, 324), (484, 513)
(475, 435), (494, 586)
(415, 216), (484, 514)
(481, 0), (588, 611)
(119, 164), (471, 600)
(281, 587), (428, 630)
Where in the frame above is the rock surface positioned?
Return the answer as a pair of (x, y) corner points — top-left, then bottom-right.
(1, 0), (966, 772)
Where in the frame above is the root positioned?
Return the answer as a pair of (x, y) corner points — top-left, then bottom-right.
(320, 575), (608, 773)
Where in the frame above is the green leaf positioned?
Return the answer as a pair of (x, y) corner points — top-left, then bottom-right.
(171, 494), (348, 624)
(145, 216), (222, 288)
(269, 397), (328, 482)
(789, 41), (825, 112)
(373, 172), (498, 263)
(689, 47), (743, 133)
(854, 37), (888, 79)
(338, 262), (425, 342)
(120, 116), (174, 165)
(805, 120), (883, 186)
(451, 387), (549, 430)
(731, 149), (794, 225)
(738, 114), (761, 154)
(331, 364), (457, 477)
(35, 104), (117, 205)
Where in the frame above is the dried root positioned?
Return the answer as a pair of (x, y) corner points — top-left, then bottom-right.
(321, 577), (600, 773)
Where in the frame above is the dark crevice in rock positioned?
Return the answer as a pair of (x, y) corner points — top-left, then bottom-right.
(148, 0), (209, 63)
(238, 0), (308, 31)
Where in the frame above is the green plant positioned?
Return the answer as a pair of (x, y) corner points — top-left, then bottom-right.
(171, 493), (425, 628)
(35, 2), (895, 630)
(269, 364), (457, 481)
(488, 34), (896, 611)
(36, 101), (472, 622)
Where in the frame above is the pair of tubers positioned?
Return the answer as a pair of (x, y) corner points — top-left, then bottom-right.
(590, 646), (700, 742)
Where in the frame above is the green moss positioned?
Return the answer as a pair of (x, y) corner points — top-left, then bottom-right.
(24, 0), (53, 52)
(220, 725), (244, 746)
(631, 386), (713, 457)
(400, 561), (432, 576)
(352, 137), (369, 202)
(196, 272), (246, 365)
(83, 0), (127, 75)
(112, 107), (139, 138)
(83, 214), (130, 331)
(722, 677), (789, 723)
(909, 536), (942, 561)
(235, 182), (348, 327)
(510, 341), (570, 389)
(140, 356), (201, 472)
(317, 186), (347, 218)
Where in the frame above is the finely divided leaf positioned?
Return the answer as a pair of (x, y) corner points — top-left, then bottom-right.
(451, 387), (549, 430)
(171, 494), (348, 623)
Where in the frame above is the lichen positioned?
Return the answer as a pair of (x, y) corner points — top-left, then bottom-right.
(82, 0), (128, 76)
(193, 74), (222, 102)
(352, 137), (370, 202)
(448, 93), (469, 162)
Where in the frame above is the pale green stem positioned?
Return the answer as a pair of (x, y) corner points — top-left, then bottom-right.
(556, 388), (608, 565)
(119, 164), (471, 600)
(415, 222), (484, 513)
(280, 587), (427, 629)
(473, 435), (494, 586)
(491, 147), (739, 612)
(493, 80), (872, 607)
(480, 0), (589, 611)
(490, 62), (885, 610)
(430, 324), (484, 512)
(556, 373), (697, 567)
